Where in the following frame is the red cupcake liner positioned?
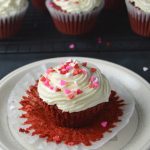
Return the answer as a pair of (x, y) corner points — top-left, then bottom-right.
(52, 15), (98, 35)
(32, 0), (47, 11)
(105, 0), (124, 10)
(125, 0), (150, 37)
(0, 17), (23, 39)
(0, 3), (28, 39)
(46, 0), (104, 35)
(128, 13), (150, 37)
(39, 99), (107, 128)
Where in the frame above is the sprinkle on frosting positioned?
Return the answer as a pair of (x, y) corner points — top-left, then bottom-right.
(38, 59), (111, 112)
(0, 0), (28, 17)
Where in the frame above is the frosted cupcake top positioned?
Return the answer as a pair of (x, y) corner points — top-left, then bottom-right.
(0, 0), (28, 17)
(129, 0), (150, 13)
(52, 0), (103, 13)
(38, 59), (111, 113)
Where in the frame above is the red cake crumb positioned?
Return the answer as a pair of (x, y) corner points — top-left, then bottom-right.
(19, 82), (125, 146)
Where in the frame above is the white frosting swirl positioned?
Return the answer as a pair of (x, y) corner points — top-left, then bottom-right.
(52, 0), (103, 13)
(130, 0), (150, 13)
(0, 0), (28, 17)
(38, 60), (111, 113)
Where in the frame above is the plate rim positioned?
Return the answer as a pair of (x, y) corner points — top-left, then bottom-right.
(0, 57), (150, 150)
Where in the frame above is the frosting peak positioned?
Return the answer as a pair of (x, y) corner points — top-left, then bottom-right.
(130, 0), (150, 13)
(52, 0), (103, 13)
(38, 59), (111, 113)
(0, 0), (28, 17)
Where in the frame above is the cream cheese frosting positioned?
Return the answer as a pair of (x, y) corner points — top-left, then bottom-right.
(0, 0), (28, 17)
(129, 0), (150, 13)
(38, 59), (111, 113)
(52, 0), (103, 13)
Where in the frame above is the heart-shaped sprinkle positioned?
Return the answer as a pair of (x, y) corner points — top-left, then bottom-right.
(91, 68), (97, 73)
(40, 76), (46, 82)
(82, 62), (87, 67)
(101, 121), (108, 128)
(77, 89), (83, 95)
(44, 79), (50, 87)
(56, 88), (61, 92)
(60, 80), (67, 86)
(66, 65), (73, 71)
(64, 89), (71, 95)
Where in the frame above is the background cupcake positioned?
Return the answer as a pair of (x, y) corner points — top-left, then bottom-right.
(0, 0), (29, 39)
(125, 0), (150, 37)
(32, 0), (47, 11)
(37, 60), (111, 128)
(46, 0), (104, 35)
(105, 0), (124, 10)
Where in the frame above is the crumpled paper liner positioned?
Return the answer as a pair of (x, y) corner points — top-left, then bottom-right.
(7, 64), (135, 150)
(125, 0), (150, 37)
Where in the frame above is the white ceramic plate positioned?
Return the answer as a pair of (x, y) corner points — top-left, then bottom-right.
(0, 57), (150, 150)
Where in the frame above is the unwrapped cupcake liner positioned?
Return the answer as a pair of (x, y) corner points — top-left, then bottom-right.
(46, 0), (104, 35)
(105, 0), (124, 10)
(0, 2), (29, 39)
(125, 0), (150, 37)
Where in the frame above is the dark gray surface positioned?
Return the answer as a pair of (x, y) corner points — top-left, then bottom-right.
(0, 52), (149, 83)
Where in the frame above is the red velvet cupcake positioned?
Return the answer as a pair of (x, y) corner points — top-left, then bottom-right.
(105, 0), (124, 10)
(0, 0), (29, 39)
(125, 0), (150, 37)
(32, 0), (47, 11)
(45, 0), (104, 35)
(37, 59), (111, 128)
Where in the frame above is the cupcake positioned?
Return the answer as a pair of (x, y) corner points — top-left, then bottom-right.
(105, 0), (124, 10)
(0, 0), (29, 39)
(32, 0), (47, 11)
(37, 59), (111, 128)
(45, 0), (104, 35)
(125, 0), (150, 37)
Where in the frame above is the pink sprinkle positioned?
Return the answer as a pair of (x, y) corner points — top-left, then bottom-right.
(64, 89), (71, 95)
(97, 37), (102, 44)
(69, 43), (75, 49)
(93, 82), (100, 88)
(101, 121), (108, 128)
(77, 89), (83, 95)
(44, 79), (50, 87)
(60, 80), (67, 86)
(49, 85), (54, 90)
(90, 76), (96, 82)
(46, 68), (55, 74)
(66, 65), (73, 71)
